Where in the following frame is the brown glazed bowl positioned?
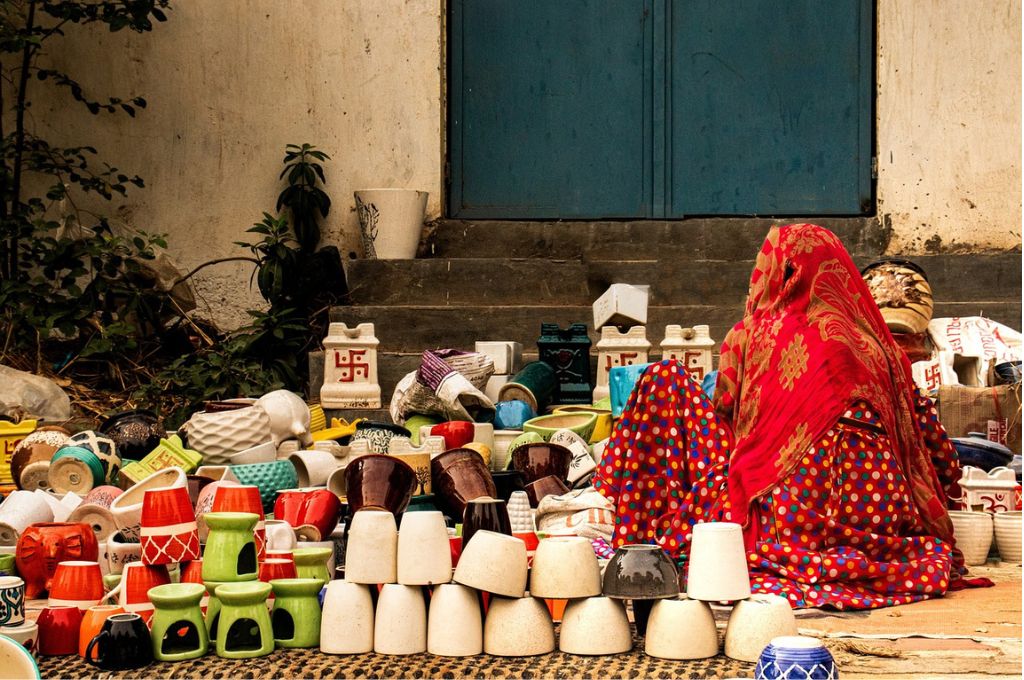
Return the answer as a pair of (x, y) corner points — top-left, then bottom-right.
(343, 454), (417, 515)
(511, 442), (573, 484)
(602, 544), (680, 600)
(524, 475), (570, 508)
(430, 449), (497, 520)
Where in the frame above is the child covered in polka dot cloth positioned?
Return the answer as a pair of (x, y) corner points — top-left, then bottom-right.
(594, 225), (988, 610)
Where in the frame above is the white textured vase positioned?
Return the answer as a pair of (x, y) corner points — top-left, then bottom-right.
(397, 511), (452, 586)
(559, 596), (631, 655)
(483, 595), (554, 656)
(374, 583), (427, 655)
(427, 583), (482, 656)
(344, 510), (398, 584)
(354, 189), (428, 259)
(994, 511), (1022, 563)
(184, 406), (273, 464)
(320, 580), (374, 653)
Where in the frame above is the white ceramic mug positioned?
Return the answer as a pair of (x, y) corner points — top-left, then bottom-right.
(288, 450), (339, 488)
(0, 576), (26, 627)
(0, 490), (54, 545)
(426, 584), (481, 656)
(397, 511), (450, 586)
(104, 531), (143, 576)
(263, 520), (297, 552)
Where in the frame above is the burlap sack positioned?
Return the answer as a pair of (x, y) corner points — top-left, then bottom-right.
(937, 384), (1022, 454)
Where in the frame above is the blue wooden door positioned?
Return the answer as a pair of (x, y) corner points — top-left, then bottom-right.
(449, 1), (873, 218)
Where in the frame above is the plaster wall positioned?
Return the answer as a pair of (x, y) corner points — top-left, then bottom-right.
(34, 0), (1020, 328)
(877, 0), (1021, 253)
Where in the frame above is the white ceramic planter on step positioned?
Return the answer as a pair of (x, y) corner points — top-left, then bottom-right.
(427, 584), (482, 656)
(994, 511), (1022, 563)
(354, 189), (428, 259)
(948, 510), (994, 566)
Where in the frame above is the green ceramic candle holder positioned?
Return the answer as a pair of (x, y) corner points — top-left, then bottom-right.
(202, 512), (259, 582)
(203, 580), (229, 645)
(292, 547), (332, 587)
(148, 582), (209, 661)
(214, 582), (274, 659)
(269, 578), (323, 648)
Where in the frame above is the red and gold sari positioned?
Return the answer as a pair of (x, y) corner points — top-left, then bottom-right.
(594, 224), (976, 609)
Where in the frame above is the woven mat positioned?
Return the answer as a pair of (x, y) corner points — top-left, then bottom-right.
(39, 632), (753, 679)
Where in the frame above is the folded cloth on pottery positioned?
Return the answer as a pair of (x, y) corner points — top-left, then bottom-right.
(912, 317), (1023, 394)
(390, 349), (496, 423)
(536, 488), (614, 542)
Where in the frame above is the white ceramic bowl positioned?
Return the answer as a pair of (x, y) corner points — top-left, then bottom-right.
(529, 536), (601, 599)
(724, 594), (797, 661)
(184, 406), (273, 464)
(483, 595), (554, 656)
(686, 522), (751, 601)
(994, 511), (1022, 563)
(397, 511), (451, 586)
(645, 596), (719, 660)
(0, 634), (38, 677)
(344, 510), (398, 584)
(227, 441), (278, 466)
(374, 584), (427, 655)
(320, 581), (374, 654)
(559, 596), (631, 655)
(426, 584), (482, 656)
(452, 530), (527, 598)
(948, 510), (994, 566)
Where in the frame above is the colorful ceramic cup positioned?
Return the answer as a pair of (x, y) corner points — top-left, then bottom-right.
(37, 605), (83, 656)
(340, 454), (417, 515)
(103, 531), (142, 576)
(148, 582), (209, 661)
(462, 498), (512, 549)
(140, 486), (199, 565)
(228, 460), (298, 513)
(0, 576), (25, 626)
(85, 612), (152, 671)
(272, 488), (340, 544)
(552, 405), (613, 444)
(11, 427), (69, 491)
(755, 635), (837, 680)
(105, 562), (171, 624)
(110, 467), (187, 542)
(78, 604), (124, 659)
(259, 559), (298, 583)
(14, 522), (99, 598)
(47, 561), (104, 610)
(212, 485), (266, 560)
(430, 422), (475, 452)
(270, 578), (322, 648)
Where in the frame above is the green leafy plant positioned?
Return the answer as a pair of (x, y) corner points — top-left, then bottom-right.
(277, 143), (331, 253)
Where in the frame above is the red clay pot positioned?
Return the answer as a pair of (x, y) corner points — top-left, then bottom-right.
(16, 522), (99, 598)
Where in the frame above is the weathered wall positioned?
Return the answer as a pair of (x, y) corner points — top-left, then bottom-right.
(38, 0), (444, 329)
(877, 0), (1021, 253)
(35, 0), (1020, 328)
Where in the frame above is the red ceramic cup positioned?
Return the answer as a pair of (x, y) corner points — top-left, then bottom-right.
(273, 489), (307, 527)
(277, 488), (342, 543)
(179, 560), (204, 585)
(140, 486), (199, 565)
(431, 421), (476, 452)
(213, 484), (266, 559)
(48, 561), (105, 610)
(258, 558), (298, 583)
(107, 562), (170, 625)
(38, 605), (84, 656)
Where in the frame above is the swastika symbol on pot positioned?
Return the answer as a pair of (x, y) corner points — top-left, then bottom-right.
(334, 349), (369, 382)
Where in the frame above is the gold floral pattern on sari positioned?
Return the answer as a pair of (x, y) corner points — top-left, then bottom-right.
(778, 333), (809, 391)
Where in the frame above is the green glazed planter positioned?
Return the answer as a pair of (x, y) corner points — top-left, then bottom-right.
(0, 554), (17, 576)
(203, 580), (229, 645)
(230, 460), (298, 513)
(214, 582), (274, 659)
(269, 578), (322, 648)
(149, 582), (209, 661)
(523, 412), (598, 443)
(202, 512), (259, 582)
(291, 547), (332, 586)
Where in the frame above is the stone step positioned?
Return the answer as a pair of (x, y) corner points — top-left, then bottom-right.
(423, 217), (890, 260)
(346, 254), (1023, 308)
(326, 300), (1022, 355)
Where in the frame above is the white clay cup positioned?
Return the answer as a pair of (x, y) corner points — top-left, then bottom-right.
(529, 536), (601, 599)
(452, 530), (527, 598)
(288, 450), (339, 488)
(645, 596), (719, 660)
(397, 511), (451, 586)
(320, 580), (374, 653)
(426, 583), (482, 656)
(724, 593), (798, 661)
(686, 522), (751, 601)
(559, 596), (631, 655)
(374, 583), (427, 654)
(344, 510), (398, 585)
(483, 595), (554, 656)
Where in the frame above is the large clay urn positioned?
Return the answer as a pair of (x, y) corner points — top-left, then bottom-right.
(15, 522), (99, 598)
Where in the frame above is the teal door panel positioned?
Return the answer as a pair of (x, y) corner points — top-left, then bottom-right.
(668, 0), (872, 215)
(449, 0), (653, 218)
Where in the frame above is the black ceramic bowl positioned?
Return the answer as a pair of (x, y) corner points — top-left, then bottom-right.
(602, 544), (680, 600)
(952, 436), (1013, 472)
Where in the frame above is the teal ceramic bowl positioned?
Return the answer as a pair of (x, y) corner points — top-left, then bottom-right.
(522, 412), (597, 443)
(230, 460), (298, 513)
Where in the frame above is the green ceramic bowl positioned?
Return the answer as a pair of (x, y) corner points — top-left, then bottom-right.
(522, 412), (597, 443)
(229, 460), (298, 513)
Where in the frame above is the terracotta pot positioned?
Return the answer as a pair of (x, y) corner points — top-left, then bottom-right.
(510, 443), (572, 484)
(10, 427), (69, 491)
(341, 454), (417, 515)
(15, 523), (99, 599)
(99, 410), (165, 462)
(140, 486), (199, 565)
(211, 485), (266, 560)
(430, 449), (496, 520)
(524, 475), (570, 508)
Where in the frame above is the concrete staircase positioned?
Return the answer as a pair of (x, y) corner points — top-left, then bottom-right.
(312, 218), (1022, 410)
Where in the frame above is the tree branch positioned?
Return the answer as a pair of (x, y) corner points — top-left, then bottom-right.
(10, 0), (38, 278)
(170, 256), (260, 288)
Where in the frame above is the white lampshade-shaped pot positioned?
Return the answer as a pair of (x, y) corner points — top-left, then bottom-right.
(374, 583), (427, 655)
(397, 511), (452, 586)
(529, 536), (600, 599)
(994, 511), (1022, 563)
(686, 522), (751, 601)
(427, 583), (482, 656)
(645, 596), (719, 660)
(948, 510), (994, 566)
(724, 594), (798, 661)
(344, 509), (398, 584)
(559, 596), (631, 655)
(320, 580), (374, 654)
(452, 530), (527, 598)
(483, 595), (554, 657)
(354, 189), (428, 259)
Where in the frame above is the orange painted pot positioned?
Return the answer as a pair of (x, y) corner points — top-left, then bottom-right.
(78, 604), (124, 658)
(47, 561), (105, 610)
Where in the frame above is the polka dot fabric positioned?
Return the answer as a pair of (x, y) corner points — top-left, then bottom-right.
(594, 361), (962, 611)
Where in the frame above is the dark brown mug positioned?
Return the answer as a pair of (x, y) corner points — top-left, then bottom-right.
(524, 475), (570, 508)
(511, 443), (572, 484)
(430, 449), (497, 519)
(461, 498), (511, 548)
(343, 454), (417, 515)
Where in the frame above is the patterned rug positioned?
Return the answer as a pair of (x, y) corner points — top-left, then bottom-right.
(39, 633), (754, 679)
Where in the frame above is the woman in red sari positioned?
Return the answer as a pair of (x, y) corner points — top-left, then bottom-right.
(594, 223), (971, 610)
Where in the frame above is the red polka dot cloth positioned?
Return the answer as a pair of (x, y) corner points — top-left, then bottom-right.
(594, 361), (986, 611)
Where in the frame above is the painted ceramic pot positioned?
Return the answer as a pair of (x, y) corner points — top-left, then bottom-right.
(79, 605), (124, 659)
(105, 563), (171, 624)
(272, 489), (340, 544)
(16, 523), (99, 598)
(202, 513), (258, 582)
(183, 406), (273, 465)
(228, 460), (298, 513)
(349, 421), (412, 455)
(511, 443), (572, 484)
(861, 259), (934, 334)
(140, 486), (200, 565)
(109, 467), (187, 542)
(10, 427), (69, 491)
(148, 583), (209, 661)
(755, 636), (837, 680)
(103, 532), (142, 576)
(259, 559), (298, 583)
(47, 561), (104, 610)
(99, 410), (165, 462)
(429, 421), (475, 452)
(430, 449), (497, 520)
(602, 544), (679, 600)
(522, 413), (597, 443)
(524, 475), (570, 508)
(498, 362), (558, 413)
(64, 431), (120, 484)
(213, 582), (274, 659)
(493, 402), (536, 432)
(269, 578), (322, 648)
(342, 454), (417, 515)
(48, 447), (105, 496)
(0, 576), (25, 627)
(552, 405), (613, 443)
(211, 485), (266, 559)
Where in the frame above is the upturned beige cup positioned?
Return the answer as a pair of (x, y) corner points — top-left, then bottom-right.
(483, 595), (554, 656)
(344, 509), (398, 584)
(320, 580), (374, 653)
(686, 522), (751, 601)
(645, 596), (719, 659)
(397, 511), (451, 586)
(452, 530), (527, 598)
(288, 450), (339, 488)
(559, 596), (631, 655)
(724, 593), (798, 661)
(0, 490), (54, 545)
(374, 583), (427, 655)
(529, 536), (601, 599)
(426, 583), (482, 656)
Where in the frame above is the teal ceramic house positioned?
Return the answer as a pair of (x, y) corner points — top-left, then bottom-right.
(537, 323), (593, 405)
